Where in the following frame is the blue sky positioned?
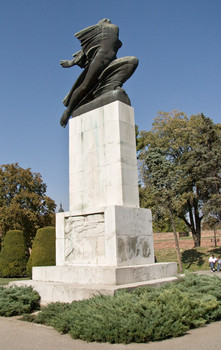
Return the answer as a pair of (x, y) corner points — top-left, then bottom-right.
(1, 0), (220, 211)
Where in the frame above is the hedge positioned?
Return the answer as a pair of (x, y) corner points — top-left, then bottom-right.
(27, 226), (55, 276)
(0, 230), (29, 277)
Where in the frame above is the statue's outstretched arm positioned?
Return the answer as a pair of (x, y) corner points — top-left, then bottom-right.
(60, 50), (86, 68)
(60, 59), (76, 68)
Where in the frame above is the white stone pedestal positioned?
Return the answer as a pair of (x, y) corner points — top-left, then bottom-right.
(56, 205), (154, 268)
(11, 101), (177, 304)
(69, 101), (139, 211)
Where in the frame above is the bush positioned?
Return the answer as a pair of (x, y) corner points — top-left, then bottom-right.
(0, 286), (40, 316)
(27, 226), (55, 276)
(0, 230), (29, 277)
(31, 273), (221, 344)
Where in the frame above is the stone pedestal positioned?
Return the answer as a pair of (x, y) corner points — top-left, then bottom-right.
(69, 101), (139, 211)
(56, 206), (154, 268)
(11, 101), (177, 304)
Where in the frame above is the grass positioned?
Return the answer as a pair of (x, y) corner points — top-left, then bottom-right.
(155, 246), (221, 272)
(0, 277), (30, 286)
(155, 234), (221, 242)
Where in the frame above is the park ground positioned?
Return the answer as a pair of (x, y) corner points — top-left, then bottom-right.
(154, 229), (221, 272)
(1, 230), (221, 349)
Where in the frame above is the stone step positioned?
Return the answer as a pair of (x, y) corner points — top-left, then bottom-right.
(9, 276), (178, 305)
(32, 262), (177, 285)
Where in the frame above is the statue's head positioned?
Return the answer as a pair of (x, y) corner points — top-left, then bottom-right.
(98, 18), (111, 24)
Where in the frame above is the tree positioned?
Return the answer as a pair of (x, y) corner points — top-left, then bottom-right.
(137, 111), (221, 247)
(27, 226), (55, 276)
(139, 149), (183, 271)
(139, 185), (188, 233)
(0, 163), (56, 247)
(202, 193), (221, 247)
(0, 230), (29, 277)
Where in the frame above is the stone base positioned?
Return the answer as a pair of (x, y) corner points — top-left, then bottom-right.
(14, 205), (177, 304)
(72, 89), (131, 117)
(56, 206), (155, 267)
(32, 263), (177, 285)
(11, 272), (178, 305)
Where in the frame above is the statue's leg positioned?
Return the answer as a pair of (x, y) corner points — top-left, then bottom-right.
(94, 56), (138, 98)
(60, 54), (108, 127)
(62, 68), (88, 107)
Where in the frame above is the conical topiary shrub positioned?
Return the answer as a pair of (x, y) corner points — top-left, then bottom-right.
(27, 226), (55, 277)
(0, 230), (29, 277)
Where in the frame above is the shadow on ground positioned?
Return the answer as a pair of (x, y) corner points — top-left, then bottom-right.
(181, 247), (221, 269)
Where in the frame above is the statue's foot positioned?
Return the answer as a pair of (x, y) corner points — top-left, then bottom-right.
(60, 110), (70, 128)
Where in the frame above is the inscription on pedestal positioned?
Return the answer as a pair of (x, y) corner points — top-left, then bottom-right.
(117, 210), (152, 236)
(118, 237), (151, 263)
(105, 206), (154, 266)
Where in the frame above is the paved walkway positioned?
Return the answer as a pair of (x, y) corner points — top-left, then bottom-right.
(0, 317), (221, 350)
(195, 270), (221, 277)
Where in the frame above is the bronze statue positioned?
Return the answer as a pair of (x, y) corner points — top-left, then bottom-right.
(60, 19), (138, 127)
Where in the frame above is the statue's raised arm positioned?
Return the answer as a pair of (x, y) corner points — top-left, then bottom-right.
(60, 19), (138, 127)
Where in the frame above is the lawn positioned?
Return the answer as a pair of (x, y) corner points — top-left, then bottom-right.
(0, 277), (29, 286)
(155, 246), (221, 272)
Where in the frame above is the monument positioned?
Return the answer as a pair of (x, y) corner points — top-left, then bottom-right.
(12, 19), (177, 304)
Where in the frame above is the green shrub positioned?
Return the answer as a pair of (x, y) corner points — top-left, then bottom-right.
(0, 286), (40, 316)
(31, 274), (221, 344)
(27, 226), (55, 276)
(0, 230), (29, 277)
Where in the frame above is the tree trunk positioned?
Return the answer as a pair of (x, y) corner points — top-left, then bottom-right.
(193, 202), (202, 247)
(185, 200), (202, 247)
(192, 232), (201, 247)
(178, 212), (201, 247)
(213, 227), (217, 247)
(169, 209), (183, 272)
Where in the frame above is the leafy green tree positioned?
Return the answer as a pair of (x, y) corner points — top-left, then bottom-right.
(0, 163), (56, 247)
(0, 230), (29, 277)
(139, 185), (188, 233)
(138, 111), (221, 247)
(202, 193), (221, 247)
